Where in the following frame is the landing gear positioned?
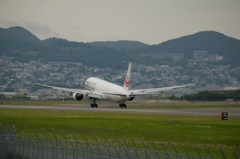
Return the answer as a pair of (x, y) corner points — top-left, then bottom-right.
(91, 103), (98, 108)
(119, 103), (126, 108)
(90, 98), (98, 108)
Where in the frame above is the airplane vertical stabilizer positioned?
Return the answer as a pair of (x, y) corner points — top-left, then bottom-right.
(123, 62), (131, 91)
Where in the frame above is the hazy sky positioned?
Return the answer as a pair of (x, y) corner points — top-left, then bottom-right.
(0, 0), (239, 44)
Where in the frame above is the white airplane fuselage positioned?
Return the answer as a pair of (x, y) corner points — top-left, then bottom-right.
(85, 77), (130, 103)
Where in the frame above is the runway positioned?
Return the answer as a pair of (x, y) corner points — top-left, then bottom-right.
(1, 104), (240, 117)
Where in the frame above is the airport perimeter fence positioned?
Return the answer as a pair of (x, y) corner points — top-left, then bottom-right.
(0, 124), (239, 159)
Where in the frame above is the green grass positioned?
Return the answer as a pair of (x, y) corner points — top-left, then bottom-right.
(0, 101), (240, 158)
(1, 109), (239, 145)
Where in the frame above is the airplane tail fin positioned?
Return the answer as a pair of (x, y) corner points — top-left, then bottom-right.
(123, 62), (132, 91)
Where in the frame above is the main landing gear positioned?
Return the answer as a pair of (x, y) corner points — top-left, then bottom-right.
(90, 98), (98, 108)
(119, 103), (126, 108)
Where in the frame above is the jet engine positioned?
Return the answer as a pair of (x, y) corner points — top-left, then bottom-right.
(128, 96), (134, 101)
(73, 93), (84, 101)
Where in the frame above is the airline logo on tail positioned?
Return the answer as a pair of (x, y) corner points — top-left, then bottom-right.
(123, 62), (131, 91)
(125, 77), (130, 88)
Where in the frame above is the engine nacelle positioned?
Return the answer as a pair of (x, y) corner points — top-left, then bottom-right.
(73, 93), (84, 101)
(128, 96), (134, 101)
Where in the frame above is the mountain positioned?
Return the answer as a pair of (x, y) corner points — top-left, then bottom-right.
(0, 26), (40, 44)
(0, 26), (240, 67)
(137, 31), (240, 65)
(0, 27), (43, 59)
(90, 40), (149, 51)
(40, 37), (125, 68)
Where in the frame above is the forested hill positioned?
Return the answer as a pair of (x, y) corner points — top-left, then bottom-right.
(0, 26), (40, 43)
(0, 26), (240, 67)
(137, 31), (240, 65)
(89, 40), (149, 51)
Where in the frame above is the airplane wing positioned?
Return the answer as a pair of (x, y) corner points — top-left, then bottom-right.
(33, 83), (91, 95)
(129, 84), (194, 96)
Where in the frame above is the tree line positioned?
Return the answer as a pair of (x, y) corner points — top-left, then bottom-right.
(170, 89), (240, 101)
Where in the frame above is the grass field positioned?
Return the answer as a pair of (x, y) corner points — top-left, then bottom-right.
(0, 100), (240, 158)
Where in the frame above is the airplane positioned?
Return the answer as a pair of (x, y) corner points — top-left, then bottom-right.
(33, 62), (194, 108)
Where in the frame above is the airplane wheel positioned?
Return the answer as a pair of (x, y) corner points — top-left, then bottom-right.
(119, 103), (126, 108)
(91, 104), (98, 108)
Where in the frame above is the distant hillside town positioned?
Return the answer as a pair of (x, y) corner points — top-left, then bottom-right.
(0, 56), (239, 100)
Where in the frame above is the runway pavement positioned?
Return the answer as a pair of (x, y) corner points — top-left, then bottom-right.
(0, 104), (240, 117)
